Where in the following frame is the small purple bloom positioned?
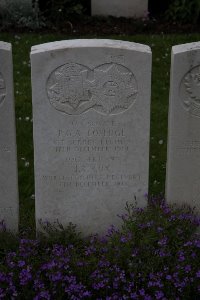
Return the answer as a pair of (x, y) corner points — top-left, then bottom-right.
(155, 290), (164, 299)
(196, 270), (200, 278)
(34, 291), (51, 300)
(18, 260), (26, 267)
(158, 236), (168, 246)
(139, 289), (145, 296)
(19, 267), (32, 285)
(184, 265), (191, 273)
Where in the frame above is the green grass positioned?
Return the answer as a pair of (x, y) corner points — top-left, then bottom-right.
(1, 33), (200, 231)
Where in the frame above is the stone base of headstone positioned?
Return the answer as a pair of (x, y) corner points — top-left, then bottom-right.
(91, 0), (148, 18)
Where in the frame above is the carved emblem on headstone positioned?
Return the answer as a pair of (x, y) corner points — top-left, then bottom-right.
(0, 72), (6, 107)
(47, 63), (138, 115)
(180, 65), (200, 117)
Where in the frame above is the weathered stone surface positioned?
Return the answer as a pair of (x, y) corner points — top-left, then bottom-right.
(0, 42), (18, 231)
(166, 42), (200, 211)
(92, 0), (148, 18)
(31, 39), (151, 235)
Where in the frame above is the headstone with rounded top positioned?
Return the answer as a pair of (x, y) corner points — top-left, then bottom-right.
(0, 42), (18, 232)
(31, 39), (151, 235)
(166, 42), (200, 211)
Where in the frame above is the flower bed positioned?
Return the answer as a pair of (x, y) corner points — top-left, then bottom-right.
(0, 198), (200, 299)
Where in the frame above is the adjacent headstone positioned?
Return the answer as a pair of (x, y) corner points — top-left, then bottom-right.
(166, 42), (200, 211)
(92, 0), (148, 18)
(0, 42), (18, 231)
(31, 39), (151, 235)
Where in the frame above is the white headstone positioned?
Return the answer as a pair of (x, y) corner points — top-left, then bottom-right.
(92, 0), (148, 18)
(0, 42), (18, 231)
(166, 42), (200, 211)
(31, 39), (151, 235)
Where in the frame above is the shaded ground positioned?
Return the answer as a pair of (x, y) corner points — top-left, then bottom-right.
(1, 16), (200, 35)
(65, 18), (200, 36)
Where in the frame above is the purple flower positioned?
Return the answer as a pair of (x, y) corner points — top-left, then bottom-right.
(41, 260), (57, 270)
(34, 291), (51, 300)
(18, 260), (26, 267)
(184, 265), (191, 273)
(131, 249), (138, 257)
(194, 240), (200, 248)
(157, 227), (163, 232)
(144, 296), (152, 300)
(49, 271), (62, 282)
(183, 241), (193, 247)
(196, 270), (200, 278)
(34, 278), (45, 291)
(120, 236), (128, 243)
(191, 252), (196, 258)
(155, 290), (164, 299)
(19, 267), (32, 285)
(0, 288), (6, 298)
(130, 292), (137, 299)
(158, 236), (168, 246)
(106, 225), (119, 237)
(84, 245), (96, 256)
(139, 289), (145, 296)
(178, 251), (185, 262)
(168, 215), (176, 221)
(52, 244), (65, 256)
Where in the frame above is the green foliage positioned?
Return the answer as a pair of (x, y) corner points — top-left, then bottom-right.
(41, 0), (88, 25)
(165, 0), (200, 24)
(37, 220), (83, 248)
(0, 33), (200, 231)
(0, 231), (18, 260)
(0, 200), (199, 298)
(0, 0), (46, 29)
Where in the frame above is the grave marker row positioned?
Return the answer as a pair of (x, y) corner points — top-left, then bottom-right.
(1, 39), (200, 234)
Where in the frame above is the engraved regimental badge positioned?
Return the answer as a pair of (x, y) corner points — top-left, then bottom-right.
(47, 63), (138, 115)
(180, 65), (200, 117)
(0, 72), (6, 107)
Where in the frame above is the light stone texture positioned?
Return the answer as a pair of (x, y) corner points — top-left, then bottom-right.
(92, 0), (148, 18)
(31, 39), (151, 235)
(166, 42), (200, 211)
(0, 42), (18, 231)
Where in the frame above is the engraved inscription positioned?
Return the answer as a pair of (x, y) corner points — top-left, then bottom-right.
(40, 119), (141, 192)
(47, 63), (138, 115)
(0, 72), (6, 107)
(42, 173), (140, 190)
(176, 140), (200, 154)
(180, 65), (200, 117)
(0, 145), (11, 153)
(0, 207), (13, 217)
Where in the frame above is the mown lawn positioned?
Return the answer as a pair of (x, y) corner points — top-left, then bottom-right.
(1, 32), (200, 231)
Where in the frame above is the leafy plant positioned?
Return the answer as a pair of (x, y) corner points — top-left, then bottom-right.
(165, 0), (200, 24)
(0, 0), (46, 29)
(0, 198), (200, 299)
(40, 0), (88, 26)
